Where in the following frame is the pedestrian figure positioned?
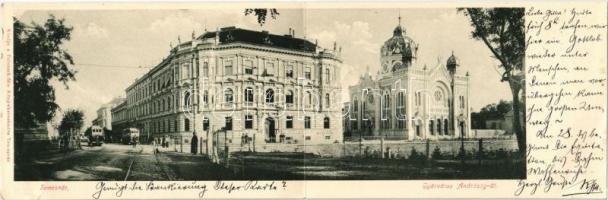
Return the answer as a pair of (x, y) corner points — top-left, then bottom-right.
(153, 139), (158, 154)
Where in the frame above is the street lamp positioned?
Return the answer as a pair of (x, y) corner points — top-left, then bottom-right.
(458, 114), (466, 165)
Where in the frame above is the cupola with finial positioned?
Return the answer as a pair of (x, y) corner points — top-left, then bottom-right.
(380, 13), (418, 74)
(447, 51), (458, 74)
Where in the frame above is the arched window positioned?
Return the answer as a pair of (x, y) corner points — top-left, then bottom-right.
(381, 93), (391, 129)
(324, 68), (330, 84)
(444, 118), (449, 136)
(265, 89), (274, 103)
(396, 92), (406, 129)
(244, 87), (254, 103)
(324, 117), (330, 129)
(285, 90), (294, 104)
(325, 93), (330, 108)
(429, 120), (434, 135)
(436, 118), (442, 135)
(184, 92), (191, 110)
(224, 88), (234, 103)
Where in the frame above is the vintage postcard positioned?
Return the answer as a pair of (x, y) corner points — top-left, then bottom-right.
(0, 1), (606, 199)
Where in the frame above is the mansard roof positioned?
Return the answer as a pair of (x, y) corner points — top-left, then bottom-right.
(198, 26), (317, 52)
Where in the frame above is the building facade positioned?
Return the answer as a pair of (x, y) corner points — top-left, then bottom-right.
(345, 21), (471, 141)
(115, 27), (343, 146)
(93, 106), (112, 129)
(93, 97), (125, 131)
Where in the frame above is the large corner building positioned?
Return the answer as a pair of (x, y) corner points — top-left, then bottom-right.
(113, 26), (343, 146)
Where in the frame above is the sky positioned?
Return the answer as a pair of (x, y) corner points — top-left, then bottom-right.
(15, 8), (511, 128)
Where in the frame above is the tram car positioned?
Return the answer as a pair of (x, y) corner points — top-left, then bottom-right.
(121, 128), (140, 145)
(89, 125), (105, 146)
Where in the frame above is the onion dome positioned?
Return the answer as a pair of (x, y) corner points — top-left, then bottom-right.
(381, 20), (418, 71)
(447, 51), (458, 73)
(381, 25), (417, 58)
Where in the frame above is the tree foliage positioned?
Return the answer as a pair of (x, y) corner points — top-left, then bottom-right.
(459, 8), (525, 82)
(58, 109), (84, 135)
(460, 8), (526, 154)
(471, 100), (513, 129)
(13, 15), (76, 128)
(245, 9), (280, 26)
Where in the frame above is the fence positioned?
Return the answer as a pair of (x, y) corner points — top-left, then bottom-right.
(155, 133), (520, 166)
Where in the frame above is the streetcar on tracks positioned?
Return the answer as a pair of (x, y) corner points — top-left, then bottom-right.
(88, 125), (105, 146)
(121, 128), (140, 145)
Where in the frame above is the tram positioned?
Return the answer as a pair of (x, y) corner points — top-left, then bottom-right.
(89, 125), (105, 146)
(121, 128), (140, 145)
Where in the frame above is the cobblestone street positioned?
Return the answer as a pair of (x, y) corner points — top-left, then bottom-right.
(15, 144), (233, 181)
(15, 143), (524, 181)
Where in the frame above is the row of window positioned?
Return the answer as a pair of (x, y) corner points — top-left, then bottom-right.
(129, 68), (174, 105)
(349, 118), (451, 136)
(126, 87), (338, 122)
(221, 60), (331, 83)
(352, 93), (466, 111)
(220, 88), (333, 107)
(129, 56), (337, 106)
(169, 116), (332, 133)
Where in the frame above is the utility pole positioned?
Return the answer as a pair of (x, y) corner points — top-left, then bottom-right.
(459, 116), (466, 166)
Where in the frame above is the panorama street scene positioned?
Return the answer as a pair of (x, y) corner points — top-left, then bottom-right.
(14, 8), (525, 181)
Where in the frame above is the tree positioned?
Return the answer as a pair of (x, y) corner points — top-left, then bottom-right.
(14, 15), (76, 129)
(245, 9), (280, 26)
(471, 100), (513, 129)
(58, 109), (84, 150)
(459, 8), (526, 155)
(59, 109), (84, 134)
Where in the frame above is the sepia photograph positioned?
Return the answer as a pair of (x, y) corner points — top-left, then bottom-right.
(12, 7), (526, 181)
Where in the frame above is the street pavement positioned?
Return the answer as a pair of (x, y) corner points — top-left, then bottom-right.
(15, 143), (524, 181)
(14, 143), (232, 181)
